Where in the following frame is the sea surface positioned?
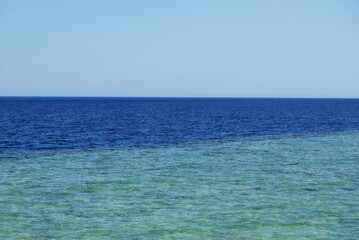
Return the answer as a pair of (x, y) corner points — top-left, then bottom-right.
(0, 97), (358, 239)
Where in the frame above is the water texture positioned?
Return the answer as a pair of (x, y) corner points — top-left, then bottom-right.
(1, 97), (359, 151)
(1, 131), (358, 239)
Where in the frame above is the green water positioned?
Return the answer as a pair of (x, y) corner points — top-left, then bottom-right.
(1, 131), (358, 239)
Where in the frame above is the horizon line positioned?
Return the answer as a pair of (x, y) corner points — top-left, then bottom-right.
(0, 96), (358, 99)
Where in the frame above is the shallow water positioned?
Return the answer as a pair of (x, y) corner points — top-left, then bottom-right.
(1, 131), (358, 239)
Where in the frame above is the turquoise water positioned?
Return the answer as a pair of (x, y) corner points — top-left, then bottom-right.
(1, 131), (358, 239)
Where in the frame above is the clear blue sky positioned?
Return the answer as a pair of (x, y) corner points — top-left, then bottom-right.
(0, 0), (358, 97)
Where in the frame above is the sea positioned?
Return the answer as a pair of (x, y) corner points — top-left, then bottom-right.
(0, 97), (358, 239)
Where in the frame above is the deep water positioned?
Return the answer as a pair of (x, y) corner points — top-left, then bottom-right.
(0, 98), (358, 239)
(0, 97), (359, 152)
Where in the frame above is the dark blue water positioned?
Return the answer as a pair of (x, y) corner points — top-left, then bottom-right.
(0, 97), (358, 152)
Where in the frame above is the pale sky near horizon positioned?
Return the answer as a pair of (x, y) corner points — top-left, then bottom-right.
(0, 0), (358, 97)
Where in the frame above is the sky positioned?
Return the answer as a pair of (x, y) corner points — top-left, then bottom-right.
(0, 0), (358, 98)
